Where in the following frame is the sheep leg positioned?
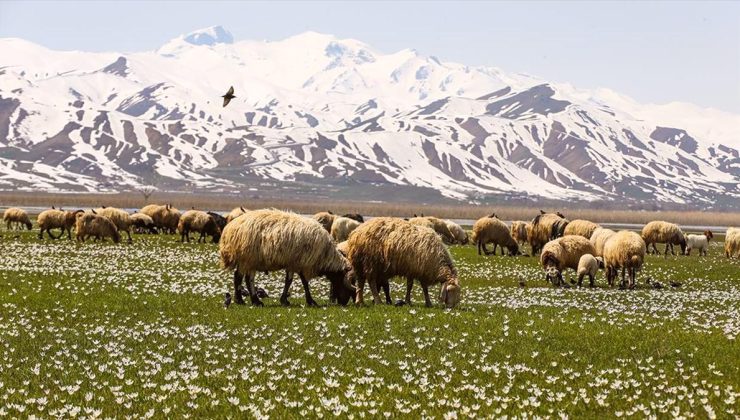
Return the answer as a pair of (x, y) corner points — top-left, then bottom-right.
(577, 274), (584, 287)
(298, 273), (318, 307)
(476, 240), (482, 255)
(245, 272), (263, 306)
(405, 278), (414, 305)
(355, 276), (365, 306)
(492, 244), (498, 255)
(382, 281), (392, 304)
(233, 270), (246, 305)
(481, 242), (494, 256)
(125, 229), (132, 243)
(589, 274), (595, 288)
(281, 272), (293, 306)
(367, 278), (382, 305)
(422, 285), (432, 307)
(38, 229), (43, 240)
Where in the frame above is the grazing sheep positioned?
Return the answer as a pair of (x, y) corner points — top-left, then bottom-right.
(313, 211), (336, 233)
(345, 217), (461, 308)
(94, 207), (133, 242)
(528, 213), (568, 254)
(603, 230), (646, 288)
(685, 230), (713, 256)
(37, 209), (82, 240)
(130, 212), (158, 234)
(725, 228), (740, 258)
(471, 216), (519, 256)
(590, 227), (616, 257)
(75, 212), (121, 243)
(226, 206), (248, 223)
(342, 213), (364, 223)
(331, 216), (361, 242)
(510, 221), (529, 248)
(564, 219), (601, 239)
(140, 204), (181, 234)
(445, 220), (469, 245)
(641, 221), (687, 257)
(219, 209), (353, 306)
(207, 211), (228, 231)
(178, 210), (221, 243)
(3, 207), (32, 230)
(540, 235), (596, 286)
(576, 254), (604, 287)
(408, 216), (456, 244)
(335, 240), (391, 304)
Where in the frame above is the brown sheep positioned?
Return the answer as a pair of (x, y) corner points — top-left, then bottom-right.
(94, 207), (133, 242)
(603, 230), (646, 288)
(528, 213), (568, 254)
(471, 216), (519, 256)
(408, 216), (456, 244)
(312, 211), (336, 233)
(178, 210), (221, 243)
(345, 217), (460, 308)
(37, 209), (82, 240)
(75, 213), (121, 243)
(563, 219), (600, 239)
(3, 207), (32, 230)
(336, 240), (391, 304)
(641, 221), (686, 257)
(331, 216), (361, 243)
(510, 221), (529, 248)
(540, 235), (596, 286)
(140, 204), (181, 234)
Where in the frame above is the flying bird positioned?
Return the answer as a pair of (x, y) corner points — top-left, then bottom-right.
(222, 86), (235, 107)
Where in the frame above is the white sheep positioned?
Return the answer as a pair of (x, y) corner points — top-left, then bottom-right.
(576, 254), (604, 287)
(685, 230), (713, 256)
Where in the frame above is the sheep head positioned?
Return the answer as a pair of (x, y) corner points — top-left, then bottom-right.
(324, 267), (354, 306)
(507, 243), (520, 256)
(439, 278), (460, 309)
(24, 221), (32, 230)
(596, 256), (605, 269)
(704, 230), (714, 240)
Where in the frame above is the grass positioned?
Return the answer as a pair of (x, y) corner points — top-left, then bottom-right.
(0, 228), (738, 418)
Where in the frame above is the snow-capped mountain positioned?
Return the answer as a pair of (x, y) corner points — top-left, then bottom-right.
(1, 26), (738, 206)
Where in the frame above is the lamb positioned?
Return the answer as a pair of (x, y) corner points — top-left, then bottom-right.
(331, 216), (361, 242)
(590, 227), (616, 257)
(603, 230), (646, 288)
(342, 213), (364, 223)
(130, 212), (158, 234)
(471, 216), (519, 256)
(313, 211), (336, 233)
(226, 206), (248, 224)
(207, 211), (228, 231)
(725, 228), (740, 259)
(641, 221), (687, 257)
(140, 204), (181, 234)
(510, 221), (529, 248)
(445, 220), (469, 245)
(178, 210), (221, 243)
(3, 207), (32, 230)
(685, 230), (713, 256)
(37, 209), (82, 240)
(219, 209), (353, 306)
(564, 219), (601, 239)
(540, 235), (596, 286)
(408, 216), (456, 244)
(75, 212), (121, 243)
(345, 217), (461, 308)
(576, 254), (604, 287)
(94, 207), (133, 242)
(528, 213), (568, 254)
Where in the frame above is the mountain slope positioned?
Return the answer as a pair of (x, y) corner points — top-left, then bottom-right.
(1, 27), (738, 207)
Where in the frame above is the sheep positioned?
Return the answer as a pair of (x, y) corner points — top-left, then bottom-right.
(725, 228), (740, 258)
(510, 221), (529, 248)
(603, 230), (646, 288)
(75, 212), (121, 243)
(178, 210), (221, 243)
(641, 221), (686, 257)
(94, 207), (133, 242)
(226, 206), (248, 224)
(408, 216), (456, 244)
(445, 220), (469, 245)
(130, 212), (158, 234)
(140, 204), (181, 234)
(331, 216), (361, 243)
(590, 227), (616, 257)
(576, 254), (604, 287)
(207, 211), (228, 231)
(342, 213), (364, 223)
(345, 217), (461, 308)
(471, 216), (519, 256)
(37, 209), (82, 240)
(564, 219), (601, 239)
(312, 211), (336, 233)
(528, 213), (568, 254)
(335, 240), (391, 304)
(3, 207), (32, 230)
(540, 235), (596, 286)
(685, 230), (713, 256)
(219, 209), (353, 306)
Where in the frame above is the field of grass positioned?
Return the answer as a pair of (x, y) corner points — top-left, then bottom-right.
(0, 228), (739, 418)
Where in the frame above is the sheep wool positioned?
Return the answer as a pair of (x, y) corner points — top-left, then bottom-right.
(408, 216), (456, 244)
(445, 220), (469, 245)
(471, 216), (519, 256)
(226, 207), (249, 224)
(331, 216), (361, 243)
(603, 230), (646, 287)
(312, 211), (336, 233)
(590, 228), (616, 257)
(510, 221), (529, 247)
(725, 228), (740, 259)
(528, 213), (567, 254)
(564, 219), (601, 239)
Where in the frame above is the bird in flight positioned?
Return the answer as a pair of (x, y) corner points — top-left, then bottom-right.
(222, 86), (235, 107)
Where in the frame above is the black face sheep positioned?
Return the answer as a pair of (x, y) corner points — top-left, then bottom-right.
(471, 216), (519, 256)
(312, 211), (336, 233)
(219, 209), (354, 307)
(540, 235), (596, 286)
(576, 254), (604, 287)
(207, 211), (228, 231)
(331, 216), (361, 243)
(178, 210), (221, 243)
(3, 207), (32, 231)
(641, 221), (686, 257)
(603, 230), (646, 288)
(564, 219), (600, 239)
(589, 227), (616, 257)
(342, 213), (364, 223)
(75, 212), (121, 243)
(94, 207), (134, 242)
(130, 212), (158, 234)
(345, 217), (461, 308)
(37, 209), (82, 240)
(685, 230), (713, 256)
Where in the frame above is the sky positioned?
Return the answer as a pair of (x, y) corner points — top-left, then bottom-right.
(1, 0), (738, 112)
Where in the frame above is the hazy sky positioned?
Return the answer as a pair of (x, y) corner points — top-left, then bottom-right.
(1, 0), (738, 112)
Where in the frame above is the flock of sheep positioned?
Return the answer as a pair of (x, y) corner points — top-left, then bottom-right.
(2, 205), (739, 308)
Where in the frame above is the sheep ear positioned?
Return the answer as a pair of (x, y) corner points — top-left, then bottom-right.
(91, 209), (97, 214)
(240, 206), (245, 212)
